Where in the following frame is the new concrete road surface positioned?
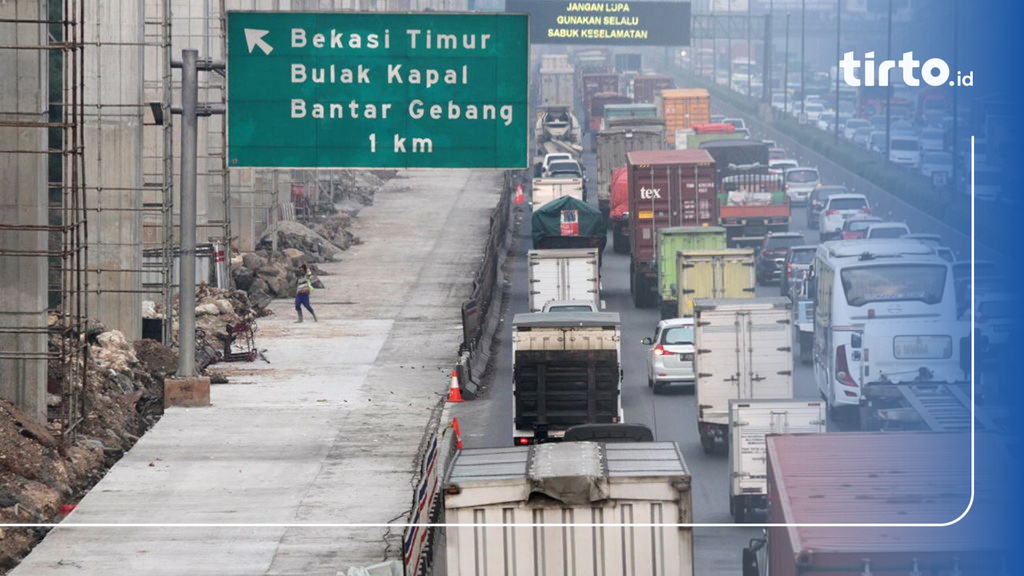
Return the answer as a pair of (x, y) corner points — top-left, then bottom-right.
(10, 169), (503, 575)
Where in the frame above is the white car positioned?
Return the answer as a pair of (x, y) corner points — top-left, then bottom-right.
(974, 293), (1013, 352)
(842, 118), (870, 140)
(819, 193), (871, 241)
(769, 158), (798, 175)
(803, 102), (826, 122)
(641, 318), (696, 392)
(888, 136), (921, 169)
(540, 300), (598, 313)
(863, 222), (911, 239)
(782, 167), (821, 205)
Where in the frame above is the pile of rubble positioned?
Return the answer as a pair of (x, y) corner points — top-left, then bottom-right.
(231, 169), (392, 310)
(0, 326), (178, 571)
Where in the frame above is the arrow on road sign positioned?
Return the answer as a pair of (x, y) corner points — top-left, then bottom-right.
(244, 29), (273, 55)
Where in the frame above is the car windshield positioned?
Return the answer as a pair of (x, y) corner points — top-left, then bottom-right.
(661, 326), (694, 345)
(978, 300), (1012, 319)
(841, 264), (947, 306)
(847, 219), (880, 232)
(868, 226), (908, 238)
(791, 249), (815, 264)
(817, 187), (849, 199)
(828, 197), (868, 211)
(548, 305), (594, 312)
(548, 162), (580, 173)
(890, 139), (920, 151)
(923, 152), (952, 164)
(766, 236), (805, 250)
(787, 169), (818, 183)
(805, 104), (824, 112)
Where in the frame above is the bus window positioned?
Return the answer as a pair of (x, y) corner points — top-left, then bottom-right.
(840, 265), (947, 306)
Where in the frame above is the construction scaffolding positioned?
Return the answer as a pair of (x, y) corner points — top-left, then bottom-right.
(0, 0), (88, 438)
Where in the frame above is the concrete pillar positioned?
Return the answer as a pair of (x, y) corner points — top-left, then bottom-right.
(0, 0), (49, 422)
(83, 0), (145, 340)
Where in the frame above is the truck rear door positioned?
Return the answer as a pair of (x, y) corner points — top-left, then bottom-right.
(738, 308), (793, 400)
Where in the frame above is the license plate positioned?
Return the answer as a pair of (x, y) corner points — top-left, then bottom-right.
(893, 335), (952, 359)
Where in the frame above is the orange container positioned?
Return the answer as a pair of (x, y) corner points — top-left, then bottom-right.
(656, 89), (711, 146)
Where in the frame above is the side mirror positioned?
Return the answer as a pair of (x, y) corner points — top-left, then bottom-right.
(640, 337), (654, 345)
(851, 332), (862, 349)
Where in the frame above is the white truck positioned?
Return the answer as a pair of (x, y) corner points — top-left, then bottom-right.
(527, 248), (600, 313)
(727, 398), (826, 523)
(693, 298), (793, 454)
(443, 441), (694, 576)
(512, 312), (622, 444)
(530, 177), (584, 209)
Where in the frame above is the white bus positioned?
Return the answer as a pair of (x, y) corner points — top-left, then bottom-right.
(811, 240), (964, 421)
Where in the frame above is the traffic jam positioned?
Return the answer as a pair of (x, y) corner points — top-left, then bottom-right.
(441, 36), (1008, 575)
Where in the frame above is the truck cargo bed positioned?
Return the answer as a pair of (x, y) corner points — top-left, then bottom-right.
(514, 349), (620, 434)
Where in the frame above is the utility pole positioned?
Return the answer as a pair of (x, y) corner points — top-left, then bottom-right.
(884, 0), (893, 164)
(164, 48), (225, 407)
(747, 0), (752, 99)
(784, 13), (790, 116)
(834, 0), (842, 141)
(800, 0), (806, 108)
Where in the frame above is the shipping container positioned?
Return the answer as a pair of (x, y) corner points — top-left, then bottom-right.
(581, 73), (620, 122)
(745, 433), (1004, 576)
(675, 248), (755, 317)
(444, 441), (694, 576)
(595, 122), (666, 217)
(657, 89), (711, 147)
(693, 298), (793, 454)
(655, 226), (728, 319)
(539, 68), (575, 107)
(588, 92), (633, 133)
(626, 150), (717, 308)
(632, 73), (675, 103)
(527, 248), (600, 312)
(601, 103), (659, 130)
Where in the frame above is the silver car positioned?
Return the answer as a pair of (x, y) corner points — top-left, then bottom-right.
(641, 318), (695, 392)
(782, 167), (821, 205)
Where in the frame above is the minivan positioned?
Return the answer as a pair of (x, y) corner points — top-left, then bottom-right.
(888, 137), (921, 168)
(782, 167), (821, 205)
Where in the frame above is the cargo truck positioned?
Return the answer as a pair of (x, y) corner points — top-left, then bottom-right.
(588, 92), (633, 135)
(693, 298), (793, 454)
(444, 441), (694, 576)
(538, 66), (575, 107)
(631, 73), (675, 103)
(627, 150), (718, 308)
(581, 72), (619, 129)
(727, 399), (826, 523)
(743, 433), (1001, 576)
(600, 102), (658, 130)
(699, 139), (786, 247)
(654, 226), (728, 319)
(531, 195), (607, 254)
(527, 248), (600, 313)
(675, 248), (755, 317)
(608, 167), (630, 254)
(656, 89), (711, 147)
(511, 312), (623, 444)
(530, 177), (584, 208)
(595, 122), (666, 217)
(676, 122), (744, 150)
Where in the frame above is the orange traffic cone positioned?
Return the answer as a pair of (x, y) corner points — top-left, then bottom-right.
(514, 184), (525, 205)
(451, 417), (464, 449)
(446, 369), (464, 403)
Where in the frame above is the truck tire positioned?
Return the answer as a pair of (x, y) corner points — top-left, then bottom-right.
(632, 270), (651, 308)
(700, 435), (715, 455)
(799, 333), (812, 365)
(612, 226), (629, 254)
(733, 496), (747, 523)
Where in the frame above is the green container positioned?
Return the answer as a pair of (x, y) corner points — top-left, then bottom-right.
(656, 226), (727, 313)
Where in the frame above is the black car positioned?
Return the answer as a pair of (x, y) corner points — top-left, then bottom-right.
(756, 232), (805, 285)
(806, 185), (850, 228)
(780, 245), (817, 299)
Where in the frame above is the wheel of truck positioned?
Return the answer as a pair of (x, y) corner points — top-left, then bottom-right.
(700, 435), (715, 455)
(733, 497), (747, 523)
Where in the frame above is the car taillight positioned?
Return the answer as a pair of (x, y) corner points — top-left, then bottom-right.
(517, 437), (530, 445)
(858, 208), (871, 214)
(787, 263), (793, 277)
(835, 345), (858, 387)
(653, 344), (676, 356)
(826, 209), (837, 215)
(785, 183), (790, 190)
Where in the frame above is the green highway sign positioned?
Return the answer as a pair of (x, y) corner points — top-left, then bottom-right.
(227, 12), (529, 169)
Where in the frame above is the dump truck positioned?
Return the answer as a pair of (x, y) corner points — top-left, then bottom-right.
(631, 73), (675, 103)
(511, 312), (623, 444)
(627, 150), (718, 308)
(530, 176), (584, 208)
(699, 139), (786, 246)
(727, 399), (826, 523)
(743, 433), (1003, 576)
(595, 121), (666, 217)
(600, 102), (658, 130)
(532, 195), (607, 254)
(656, 89), (711, 147)
(527, 248), (600, 313)
(675, 248), (755, 317)
(655, 226), (728, 319)
(693, 298), (793, 454)
(444, 441), (694, 576)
